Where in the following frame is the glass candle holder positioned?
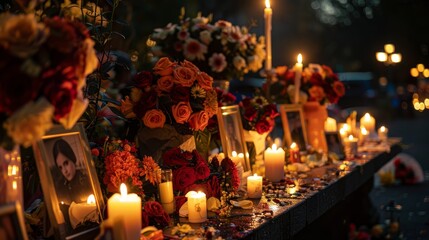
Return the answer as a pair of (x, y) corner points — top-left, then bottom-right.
(158, 169), (175, 214)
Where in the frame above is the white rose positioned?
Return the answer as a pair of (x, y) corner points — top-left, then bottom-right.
(3, 98), (54, 147)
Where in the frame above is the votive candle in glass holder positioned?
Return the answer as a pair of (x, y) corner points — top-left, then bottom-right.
(158, 169), (175, 214)
(247, 174), (263, 198)
(344, 135), (358, 159)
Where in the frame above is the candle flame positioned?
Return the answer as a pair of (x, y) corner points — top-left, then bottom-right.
(361, 127), (368, 135)
(380, 126), (386, 132)
(232, 151), (237, 157)
(348, 135), (354, 140)
(290, 142), (297, 149)
(253, 173), (258, 177)
(265, 0), (270, 8)
(120, 183), (127, 196)
(364, 113), (371, 120)
(272, 143), (277, 151)
(297, 53), (302, 64)
(238, 153), (244, 158)
(87, 194), (96, 204)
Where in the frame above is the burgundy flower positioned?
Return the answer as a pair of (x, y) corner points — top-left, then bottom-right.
(243, 107), (258, 121)
(254, 118), (272, 134)
(141, 212), (149, 228)
(263, 104), (279, 118)
(133, 89), (157, 119)
(308, 73), (324, 86)
(44, 17), (79, 54)
(194, 159), (210, 180)
(133, 71), (154, 90)
(207, 175), (221, 198)
(143, 201), (165, 217)
(210, 156), (220, 170)
(170, 85), (190, 103)
(240, 97), (252, 108)
(162, 147), (192, 167)
(221, 157), (240, 191)
(173, 167), (196, 192)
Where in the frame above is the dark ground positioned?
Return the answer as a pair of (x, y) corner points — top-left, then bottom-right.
(369, 110), (429, 239)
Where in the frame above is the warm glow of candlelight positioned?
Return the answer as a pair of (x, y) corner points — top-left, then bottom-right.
(361, 127), (368, 135)
(272, 144), (277, 151)
(87, 194), (96, 204)
(348, 135), (354, 140)
(120, 183), (127, 197)
(232, 151), (238, 157)
(265, 0), (270, 8)
(290, 142), (297, 149)
(297, 53), (302, 64)
(380, 126), (386, 132)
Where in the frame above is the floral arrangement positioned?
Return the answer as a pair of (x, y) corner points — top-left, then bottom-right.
(92, 139), (161, 196)
(161, 147), (239, 210)
(141, 201), (170, 229)
(239, 96), (279, 134)
(271, 64), (345, 105)
(0, 12), (98, 149)
(150, 13), (266, 81)
(123, 57), (218, 134)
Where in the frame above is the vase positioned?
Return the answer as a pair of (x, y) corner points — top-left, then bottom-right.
(212, 80), (230, 93)
(303, 102), (328, 153)
(0, 145), (23, 207)
(137, 124), (196, 164)
(243, 130), (269, 164)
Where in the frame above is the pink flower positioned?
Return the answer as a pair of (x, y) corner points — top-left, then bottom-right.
(183, 38), (207, 61)
(208, 53), (227, 72)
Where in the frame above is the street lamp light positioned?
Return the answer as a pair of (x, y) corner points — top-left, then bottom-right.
(376, 44), (402, 65)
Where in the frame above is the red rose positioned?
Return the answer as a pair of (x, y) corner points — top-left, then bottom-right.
(91, 148), (100, 157)
(263, 104), (279, 118)
(308, 73), (324, 86)
(157, 75), (174, 93)
(175, 196), (187, 213)
(210, 156), (220, 170)
(142, 109), (166, 128)
(332, 81), (345, 97)
(196, 72), (213, 90)
(254, 118), (272, 134)
(170, 86), (190, 103)
(243, 107), (257, 121)
(173, 167), (197, 192)
(162, 148), (192, 167)
(207, 175), (221, 199)
(133, 90), (157, 118)
(194, 159), (210, 180)
(133, 71), (154, 91)
(141, 212), (149, 228)
(44, 17), (79, 54)
(240, 97), (252, 108)
(144, 201), (165, 217)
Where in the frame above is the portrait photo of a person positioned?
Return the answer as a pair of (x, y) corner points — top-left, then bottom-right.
(287, 111), (306, 150)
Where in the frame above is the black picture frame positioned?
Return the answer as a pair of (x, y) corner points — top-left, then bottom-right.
(279, 104), (308, 150)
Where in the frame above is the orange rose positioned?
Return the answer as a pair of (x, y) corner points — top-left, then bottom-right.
(181, 60), (200, 72)
(157, 75), (174, 93)
(153, 57), (176, 76)
(142, 109), (166, 128)
(308, 86), (326, 102)
(172, 101), (192, 124)
(173, 66), (196, 87)
(188, 111), (209, 131)
(196, 72), (213, 90)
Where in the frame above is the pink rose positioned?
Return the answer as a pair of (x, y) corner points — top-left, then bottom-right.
(188, 111), (209, 131)
(157, 75), (174, 93)
(142, 109), (166, 128)
(153, 57), (176, 76)
(196, 72), (213, 90)
(173, 66), (196, 87)
(172, 102), (192, 124)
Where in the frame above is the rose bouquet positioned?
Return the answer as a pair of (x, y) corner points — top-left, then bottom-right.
(120, 57), (218, 162)
(0, 13), (98, 149)
(92, 139), (161, 196)
(150, 13), (266, 81)
(271, 64), (346, 105)
(239, 96), (279, 135)
(161, 147), (239, 211)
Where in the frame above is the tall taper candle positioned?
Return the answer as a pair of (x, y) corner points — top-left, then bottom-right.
(294, 53), (303, 103)
(264, 0), (272, 70)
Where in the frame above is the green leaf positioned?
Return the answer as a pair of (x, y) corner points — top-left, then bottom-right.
(194, 129), (211, 160)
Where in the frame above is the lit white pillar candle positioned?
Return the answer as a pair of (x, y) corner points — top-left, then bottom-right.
(69, 194), (98, 229)
(186, 191), (207, 223)
(324, 117), (337, 132)
(360, 113), (375, 133)
(344, 135), (358, 159)
(264, 144), (285, 182)
(289, 142), (300, 163)
(247, 174), (263, 198)
(264, 0), (272, 71)
(107, 183), (142, 240)
(378, 126), (388, 142)
(294, 53), (303, 103)
(359, 127), (369, 145)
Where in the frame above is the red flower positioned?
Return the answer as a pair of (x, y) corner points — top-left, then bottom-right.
(175, 196), (188, 213)
(221, 157), (240, 191)
(255, 118), (272, 134)
(263, 104), (279, 118)
(173, 167), (197, 192)
(170, 85), (190, 103)
(133, 71), (153, 91)
(144, 201), (165, 217)
(207, 175), (221, 198)
(133, 90), (157, 119)
(194, 158), (210, 180)
(162, 148), (192, 167)
(243, 107), (258, 121)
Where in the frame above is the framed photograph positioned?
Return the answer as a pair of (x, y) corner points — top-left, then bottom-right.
(33, 123), (104, 240)
(279, 104), (308, 150)
(325, 132), (345, 160)
(0, 202), (28, 240)
(217, 105), (251, 173)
